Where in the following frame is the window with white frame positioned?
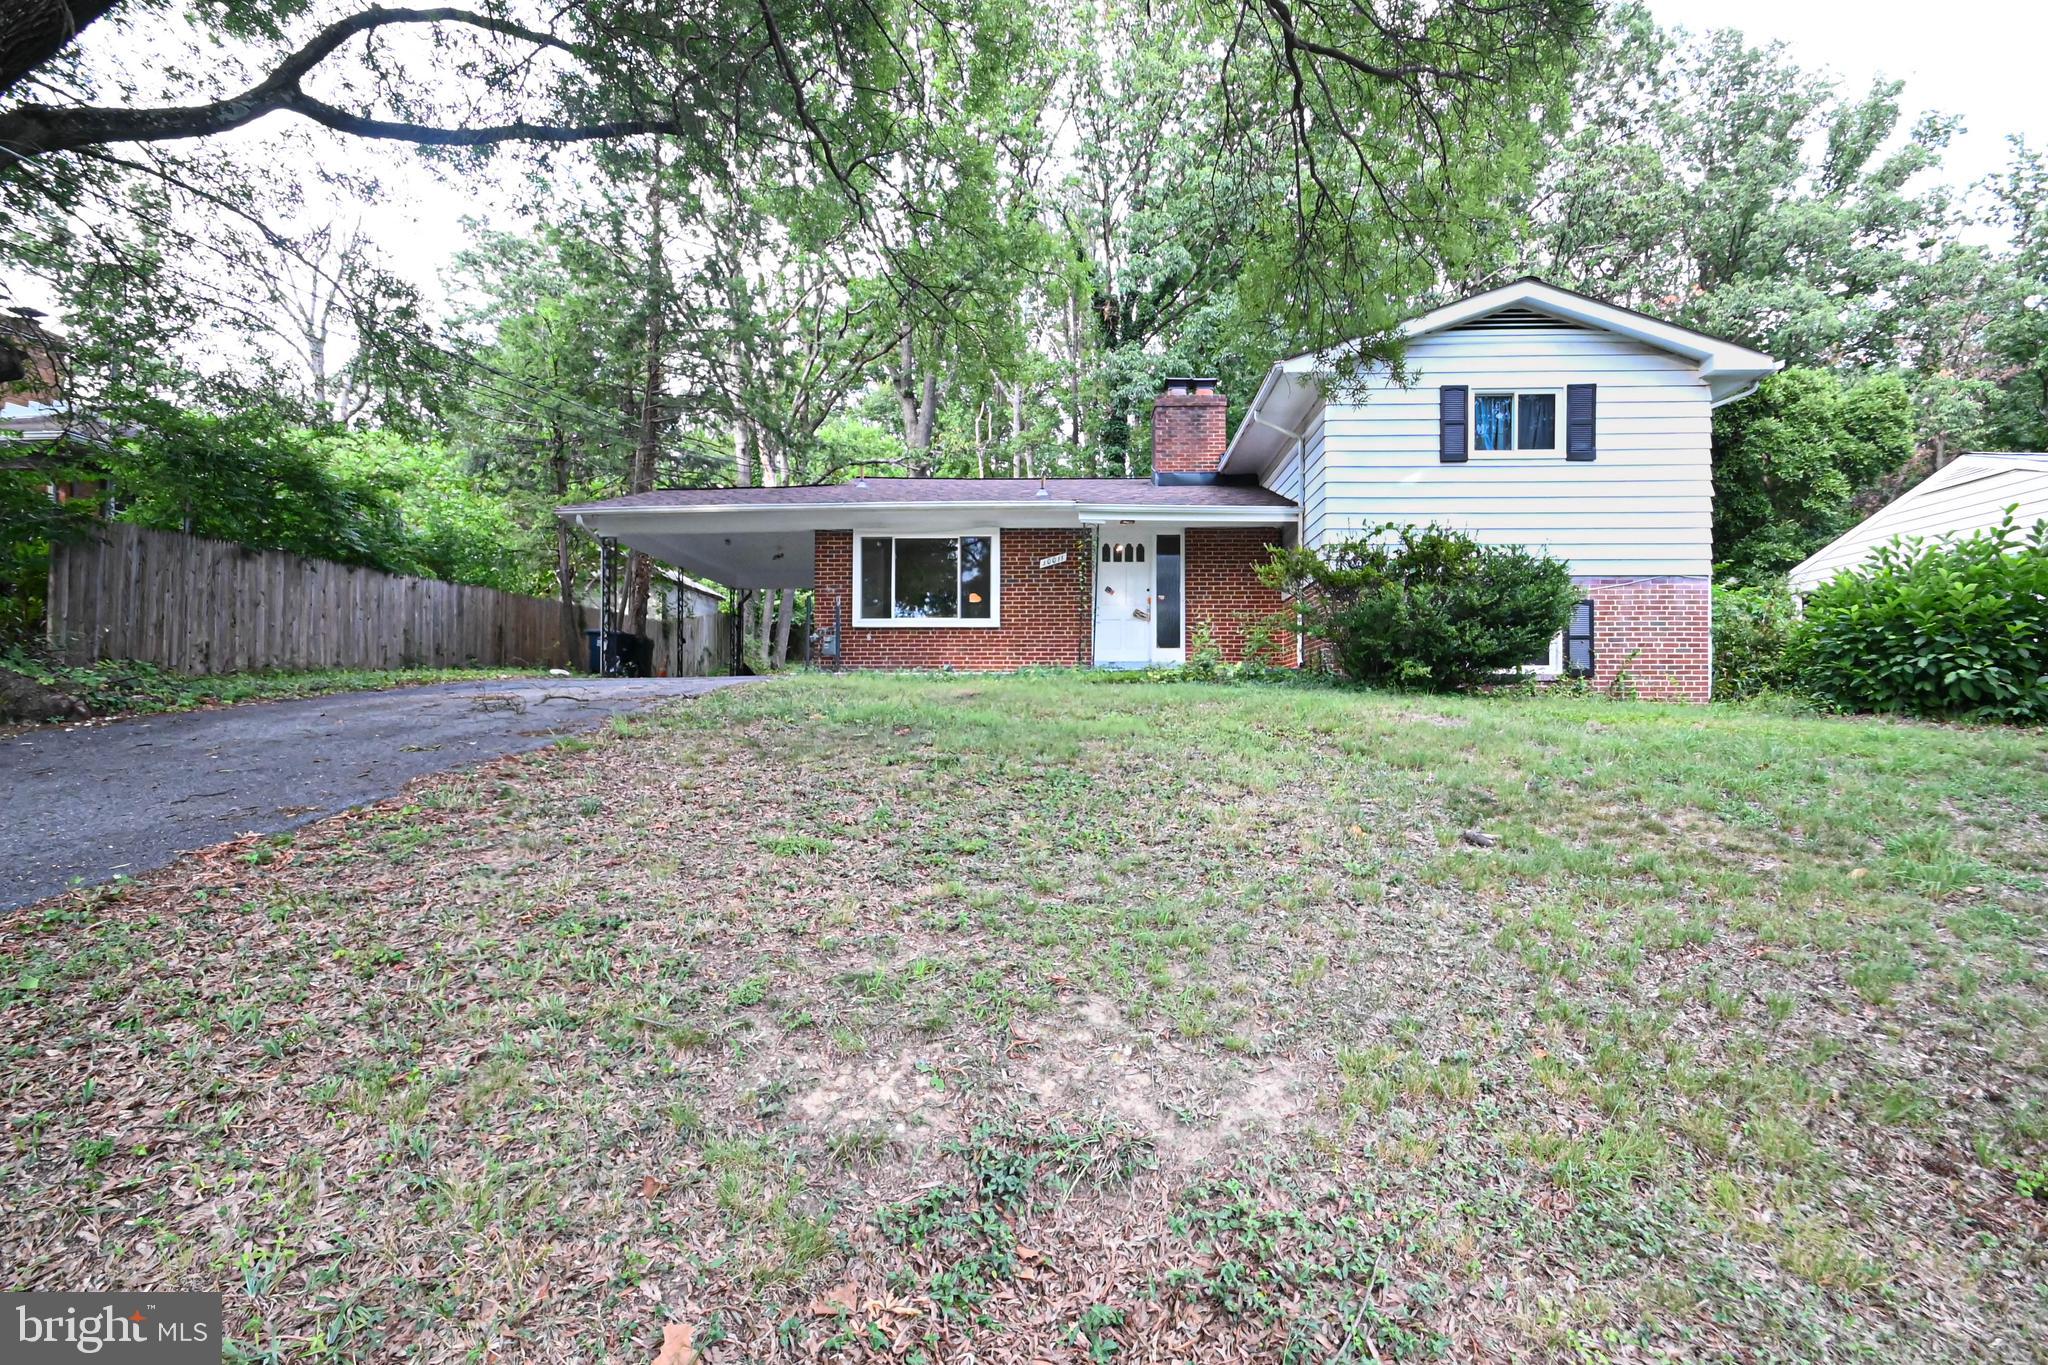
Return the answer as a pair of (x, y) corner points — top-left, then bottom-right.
(1473, 390), (1558, 451)
(1518, 600), (1596, 677)
(855, 532), (997, 624)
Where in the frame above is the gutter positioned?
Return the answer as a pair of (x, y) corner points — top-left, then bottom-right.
(1709, 380), (1764, 410)
(1217, 364), (1284, 473)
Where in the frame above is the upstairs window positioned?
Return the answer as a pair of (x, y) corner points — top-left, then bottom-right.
(1473, 391), (1557, 451)
(856, 533), (996, 625)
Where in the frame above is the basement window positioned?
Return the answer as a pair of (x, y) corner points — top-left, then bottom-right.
(1517, 600), (1596, 678)
(855, 532), (998, 626)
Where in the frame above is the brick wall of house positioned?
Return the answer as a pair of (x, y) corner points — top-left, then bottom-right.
(1186, 527), (1293, 665)
(1578, 575), (1711, 702)
(814, 528), (1092, 670)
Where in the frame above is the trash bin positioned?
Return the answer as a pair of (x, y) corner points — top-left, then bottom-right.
(584, 630), (654, 676)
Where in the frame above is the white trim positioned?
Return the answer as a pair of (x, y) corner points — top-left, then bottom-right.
(1401, 281), (1779, 378)
(566, 501), (1293, 540)
(1515, 631), (1567, 679)
(1071, 504), (1294, 525)
(852, 529), (1003, 628)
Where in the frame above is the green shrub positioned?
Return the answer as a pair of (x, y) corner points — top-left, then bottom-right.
(1711, 583), (1800, 700)
(1791, 514), (2048, 722)
(1259, 523), (1577, 692)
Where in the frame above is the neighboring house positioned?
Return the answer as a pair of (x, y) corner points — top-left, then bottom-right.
(1, 308), (110, 505)
(561, 279), (1779, 700)
(1786, 452), (2048, 594)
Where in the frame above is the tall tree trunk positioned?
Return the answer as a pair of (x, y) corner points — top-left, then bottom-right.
(896, 332), (938, 474)
(550, 427), (581, 665)
(626, 153), (666, 636)
(735, 413), (755, 487)
(772, 587), (794, 668)
(733, 416), (757, 668)
(1065, 294), (1088, 474)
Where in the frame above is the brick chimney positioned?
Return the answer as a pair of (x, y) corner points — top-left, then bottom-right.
(1150, 376), (1227, 479)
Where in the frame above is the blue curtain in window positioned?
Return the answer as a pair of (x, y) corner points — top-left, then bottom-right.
(1518, 394), (1556, 450)
(1474, 395), (1514, 450)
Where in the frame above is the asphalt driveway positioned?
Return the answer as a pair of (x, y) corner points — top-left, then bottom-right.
(0, 676), (754, 912)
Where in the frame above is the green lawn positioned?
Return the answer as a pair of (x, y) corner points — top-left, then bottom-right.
(4, 673), (2044, 1362)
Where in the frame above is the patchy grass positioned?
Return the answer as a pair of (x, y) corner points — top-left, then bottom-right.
(0, 648), (546, 724)
(2, 672), (2044, 1362)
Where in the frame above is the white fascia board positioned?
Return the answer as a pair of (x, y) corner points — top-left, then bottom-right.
(1073, 504), (1294, 525)
(1266, 282), (1782, 387)
(1218, 363), (1287, 472)
(1219, 368), (1324, 474)
(1403, 281), (1779, 375)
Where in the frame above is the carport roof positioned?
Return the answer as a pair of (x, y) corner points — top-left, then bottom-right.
(560, 477), (1295, 512)
(558, 477), (1297, 589)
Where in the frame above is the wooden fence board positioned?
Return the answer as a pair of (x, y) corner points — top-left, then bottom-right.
(41, 523), (692, 675)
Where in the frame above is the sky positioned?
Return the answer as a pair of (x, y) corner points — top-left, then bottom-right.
(14, 1), (2048, 332)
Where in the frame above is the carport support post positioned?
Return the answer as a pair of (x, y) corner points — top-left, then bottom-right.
(597, 536), (618, 675)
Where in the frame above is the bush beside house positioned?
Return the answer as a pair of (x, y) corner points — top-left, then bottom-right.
(1711, 584), (1801, 700)
(1260, 525), (1578, 693)
(1791, 516), (2048, 722)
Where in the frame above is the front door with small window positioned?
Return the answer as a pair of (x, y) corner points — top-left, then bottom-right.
(1093, 528), (1184, 667)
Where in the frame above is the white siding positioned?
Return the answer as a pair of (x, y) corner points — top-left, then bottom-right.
(1787, 456), (2048, 592)
(1257, 432), (1307, 541)
(1305, 324), (1716, 576)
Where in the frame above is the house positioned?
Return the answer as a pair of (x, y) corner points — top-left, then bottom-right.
(1786, 452), (2048, 594)
(560, 279), (1779, 700)
(1, 307), (110, 505)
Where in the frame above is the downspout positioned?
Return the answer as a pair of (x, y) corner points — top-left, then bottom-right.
(1243, 409), (1312, 669)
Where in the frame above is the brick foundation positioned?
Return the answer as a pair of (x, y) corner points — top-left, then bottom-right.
(814, 529), (1092, 670)
(1578, 575), (1711, 702)
(1186, 527), (1293, 665)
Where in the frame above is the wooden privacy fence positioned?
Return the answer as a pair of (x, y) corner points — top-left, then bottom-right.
(47, 522), (609, 675)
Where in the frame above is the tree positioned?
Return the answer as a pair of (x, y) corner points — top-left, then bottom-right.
(446, 223), (651, 653)
(1712, 369), (1914, 580)
(1983, 139), (2048, 452)
(1519, 6), (1966, 370)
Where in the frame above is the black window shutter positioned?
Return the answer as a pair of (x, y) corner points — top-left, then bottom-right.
(1564, 599), (1595, 676)
(1566, 384), (1597, 461)
(1439, 385), (1469, 463)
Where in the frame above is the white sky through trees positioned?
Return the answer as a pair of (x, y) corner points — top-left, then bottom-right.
(13, 1), (2047, 354)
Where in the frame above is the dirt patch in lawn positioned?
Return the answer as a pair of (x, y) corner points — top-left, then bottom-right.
(767, 995), (1320, 1169)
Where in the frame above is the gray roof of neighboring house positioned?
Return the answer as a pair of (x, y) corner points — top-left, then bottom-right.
(1787, 452), (2048, 591)
(561, 477), (1296, 513)
(1, 400), (113, 450)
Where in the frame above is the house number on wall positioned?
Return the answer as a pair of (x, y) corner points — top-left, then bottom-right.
(1038, 552), (1068, 568)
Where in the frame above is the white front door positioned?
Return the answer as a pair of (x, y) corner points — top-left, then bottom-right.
(1094, 530), (1161, 667)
